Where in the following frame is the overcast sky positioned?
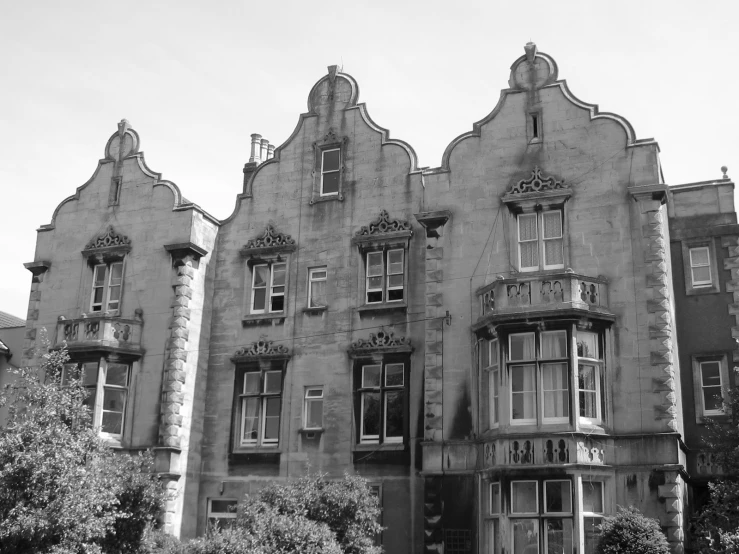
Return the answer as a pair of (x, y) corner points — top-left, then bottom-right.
(1, 0), (736, 320)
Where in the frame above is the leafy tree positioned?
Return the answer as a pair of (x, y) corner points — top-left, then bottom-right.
(595, 506), (670, 554)
(693, 387), (739, 553)
(0, 347), (166, 554)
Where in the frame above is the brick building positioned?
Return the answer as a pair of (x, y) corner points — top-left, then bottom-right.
(14, 44), (736, 553)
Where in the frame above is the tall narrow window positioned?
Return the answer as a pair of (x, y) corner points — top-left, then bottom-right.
(700, 360), (724, 415)
(577, 331), (603, 424)
(689, 247), (712, 287)
(308, 267), (327, 308)
(517, 211), (564, 272)
(304, 387), (324, 429)
(582, 481), (604, 554)
(518, 214), (539, 271)
(251, 263), (286, 314)
(321, 148), (341, 195)
(510, 479), (573, 554)
(91, 261), (124, 313)
(482, 339), (500, 428)
(239, 369), (283, 446)
(358, 362), (405, 444)
(365, 249), (405, 304)
(531, 114), (539, 139)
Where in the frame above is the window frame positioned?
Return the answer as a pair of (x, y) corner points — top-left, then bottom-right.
(480, 338), (500, 429)
(307, 266), (328, 309)
(236, 366), (284, 448)
(355, 360), (408, 445)
(691, 354), (730, 423)
(310, 133), (348, 204)
(61, 357), (132, 443)
(517, 209), (564, 272)
(206, 498), (238, 533)
(577, 330), (604, 425)
(582, 480), (605, 554)
(364, 248), (406, 305)
(681, 238), (720, 296)
(303, 387), (324, 430)
(689, 246), (712, 287)
(90, 260), (125, 314)
(320, 148), (341, 196)
(509, 478), (574, 554)
(250, 261), (287, 315)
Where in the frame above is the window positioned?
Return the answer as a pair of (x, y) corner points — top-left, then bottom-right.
(369, 484), (383, 546)
(357, 362), (406, 444)
(481, 339), (500, 428)
(510, 479), (573, 554)
(518, 211), (563, 272)
(700, 360), (724, 415)
(91, 261), (124, 313)
(577, 331), (604, 424)
(321, 148), (341, 195)
(365, 249), (405, 304)
(62, 359), (130, 440)
(304, 387), (324, 429)
(582, 481), (604, 554)
(238, 369), (283, 446)
(308, 267), (327, 308)
(251, 262), (286, 314)
(207, 499), (237, 532)
(689, 247), (712, 287)
(509, 330), (569, 425)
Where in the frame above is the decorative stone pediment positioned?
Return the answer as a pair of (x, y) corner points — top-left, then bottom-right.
(232, 340), (290, 361)
(82, 225), (131, 258)
(502, 167), (572, 209)
(508, 167), (568, 195)
(240, 224), (296, 257)
(352, 210), (413, 249)
(348, 329), (413, 358)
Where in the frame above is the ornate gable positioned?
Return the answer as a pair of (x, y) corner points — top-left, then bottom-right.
(240, 224), (297, 257)
(348, 329), (413, 358)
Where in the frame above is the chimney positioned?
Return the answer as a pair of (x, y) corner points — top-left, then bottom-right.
(260, 139), (269, 163)
(249, 133), (262, 163)
(268, 144), (275, 160)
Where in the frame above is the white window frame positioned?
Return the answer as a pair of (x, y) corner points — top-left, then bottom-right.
(207, 498), (238, 532)
(90, 260), (124, 313)
(320, 148), (341, 196)
(307, 267), (328, 308)
(483, 339), (500, 428)
(582, 480), (605, 554)
(250, 262), (287, 314)
(365, 249), (405, 305)
(577, 331), (603, 425)
(517, 210), (564, 272)
(239, 369), (283, 447)
(689, 246), (712, 287)
(61, 359), (130, 442)
(509, 478), (574, 554)
(358, 362), (405, 444)
(700, 360), (724, 416)
(303, 387), (324, 430)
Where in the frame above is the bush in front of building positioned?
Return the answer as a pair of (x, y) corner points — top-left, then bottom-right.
(0, 347), (166, 554)
(595, 506), (670, 554)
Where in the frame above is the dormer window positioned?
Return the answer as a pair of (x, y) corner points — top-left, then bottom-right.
(81, 225), (131, 316)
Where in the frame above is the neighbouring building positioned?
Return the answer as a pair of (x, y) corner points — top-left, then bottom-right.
(0, 310), (26, 423)
(12, 44), (736, 554)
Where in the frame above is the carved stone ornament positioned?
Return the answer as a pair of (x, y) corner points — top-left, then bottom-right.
(85, 225), (131, 250)
(245, 225), (295, 249)
(349, 329), (412, 355)
(233, 340), (289, 358)
(356, 210), (412, 237)
(507, 167), (569, 195)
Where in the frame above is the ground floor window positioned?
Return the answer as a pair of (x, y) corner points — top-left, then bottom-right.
(207, 498), (237, 532)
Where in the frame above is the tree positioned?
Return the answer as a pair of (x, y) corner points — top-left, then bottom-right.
(0, 347), (166, 554)
(595, 506), (670, 554)
(185, 473), (382, 554)
(692, 387), (739, 553)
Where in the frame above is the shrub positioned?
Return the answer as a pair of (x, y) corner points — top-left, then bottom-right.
(596, 506), (670, 554)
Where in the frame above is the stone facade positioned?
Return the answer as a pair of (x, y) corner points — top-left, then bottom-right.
(15, 44), (737, 553)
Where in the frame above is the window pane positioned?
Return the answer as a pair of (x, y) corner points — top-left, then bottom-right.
(692, 266), (711, 284)
(322, 172), (339, 194)
(362, 392), (381, 438)
(264, 371), (282, 393)
(510, 333), (535, 360)
(385, 364), (404, 387)
(511, 481), (538, 513)
(520, 242), (538, 269)
(367, 253), (383, 276)
(306, 398), (323, 428)
(544, 481), (571, 513)
(583, 482), (603, 513)
(322, 149), (340, 171)
(210, 499), (237, 515)
(362, 365), (381, 388)
(244, 372), (261, 394)
(490, 483), (501, 514)
(82, 362), (99, 387)
(93, 287), (105, 306)
(541, 330), (566, 358)
(704, 386), (723, 411)
(512, 519), (539, 554)
(101, 411), (123, 435)
(542, 363), (569, 419)
(106, 363), (128, 386)
(387, 287), (404, 302)
(388, 250), (403, 274)
(490, 340), (499, 367)
(519, 214), (538, 241)
(62, 363), (80, 385)
(579, 364), (598, 418)
(94, 265), (107, 286)
(385, 391), (404, 439)
(584, 517), (603, 554)
(701, 362), (721, 385)
(491, 369), (499, 425)
(263, 398), (281, 440)
(253, 266), (269, 287)
(544, 238), (564, 267)
(690, 247), (710, 266)
(270, 293), (284, 312)
(481, 339), (490, 368)
(511, 365), (536, 421)
(577, 332), (599, 359)
(242, 398), (259, 442)
(272, 264), (286, 286)
(110, 262), (124, 284)
(102, 388), (126, 412)
(252, 289), (266, 311)
(387, 274), (404, 287)
(306, 388), (323, 398)
(545, 519), (573, 554)
(542, 211), (562, 239)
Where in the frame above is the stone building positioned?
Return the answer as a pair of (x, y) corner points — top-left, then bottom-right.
(15, 44), (736, 554)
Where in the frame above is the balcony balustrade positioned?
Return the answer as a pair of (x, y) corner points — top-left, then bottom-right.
(481, 435), (609, 469)
(56, 314), (143, 355)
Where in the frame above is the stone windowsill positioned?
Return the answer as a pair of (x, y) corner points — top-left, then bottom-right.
(357, 302), (407, 315)
(302, 306), (328, 315)
(242, 313), (286, 326)
(298, 428), (325, 437)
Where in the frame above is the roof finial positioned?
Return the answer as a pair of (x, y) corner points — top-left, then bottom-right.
(722, 165), (729, 179)
(525, 42), (537, 63)
(117, 119), (130, 137)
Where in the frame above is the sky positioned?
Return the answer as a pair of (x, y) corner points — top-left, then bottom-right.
(1, 0), (736, 320)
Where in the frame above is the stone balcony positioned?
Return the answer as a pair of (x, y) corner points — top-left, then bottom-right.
(56, 314), (144, 356)
(473, 271), (613, 328)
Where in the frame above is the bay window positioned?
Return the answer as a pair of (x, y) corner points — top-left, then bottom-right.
(577, 331), (603, 424)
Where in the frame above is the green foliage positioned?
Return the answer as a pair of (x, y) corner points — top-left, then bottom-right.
(595, 506), (670, 554)
(0, 348), (166, 554)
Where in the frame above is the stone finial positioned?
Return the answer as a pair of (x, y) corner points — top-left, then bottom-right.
(524, 42), (537, 63)
(722, 166), (729, 179)
(328, 65), (338, 84)
(117, 119), (130, 137)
